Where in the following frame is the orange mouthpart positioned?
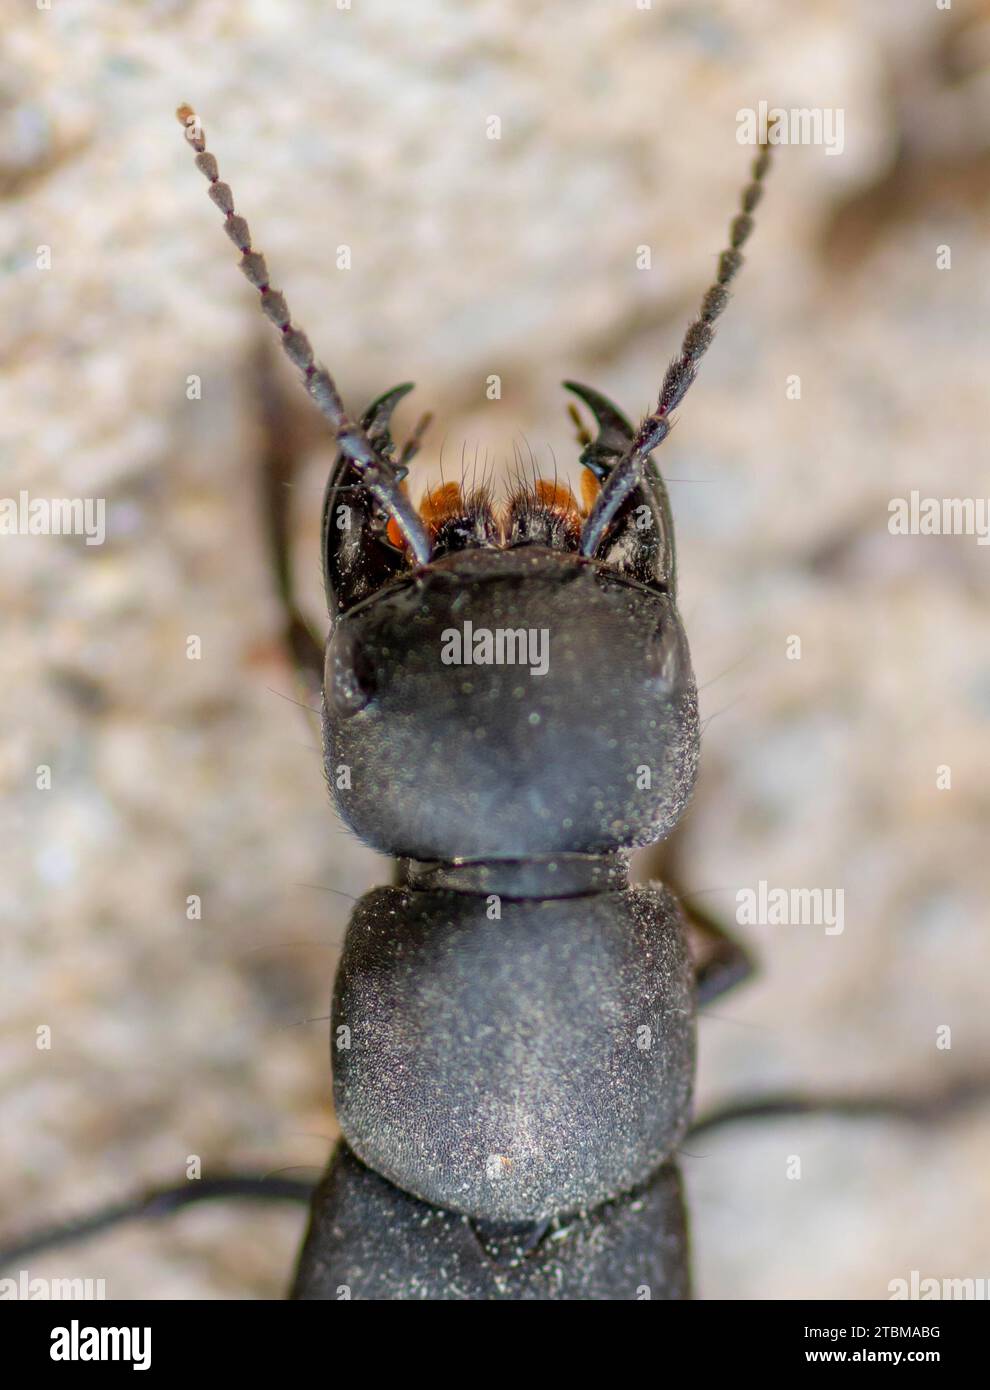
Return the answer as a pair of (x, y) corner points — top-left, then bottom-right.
(384, 472), (602, 550)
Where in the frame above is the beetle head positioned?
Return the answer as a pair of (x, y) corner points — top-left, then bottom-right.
(323, 545), (697, 861)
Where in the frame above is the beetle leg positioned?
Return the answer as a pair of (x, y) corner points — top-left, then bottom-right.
(254, 341), (326, 698)
(690, 1077), (990, 1140)
(684, 902), (757, 1008)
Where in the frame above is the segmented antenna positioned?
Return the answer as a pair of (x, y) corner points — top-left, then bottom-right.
(175, 106), (431, 565)
(579, 129), (777, 559)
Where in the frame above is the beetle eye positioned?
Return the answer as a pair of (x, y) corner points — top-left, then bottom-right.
(326, 626), (376, 716)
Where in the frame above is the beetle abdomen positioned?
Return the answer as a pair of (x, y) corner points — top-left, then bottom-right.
(291, 1143), (690, 1301)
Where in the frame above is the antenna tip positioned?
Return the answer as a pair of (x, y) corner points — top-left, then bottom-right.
(176, 106), (205, 152)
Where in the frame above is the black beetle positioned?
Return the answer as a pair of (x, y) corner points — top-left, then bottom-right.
(170, 104), (775, 1298)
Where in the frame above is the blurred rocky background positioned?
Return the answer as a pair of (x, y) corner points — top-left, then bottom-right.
(2, 0), (989, 1298)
